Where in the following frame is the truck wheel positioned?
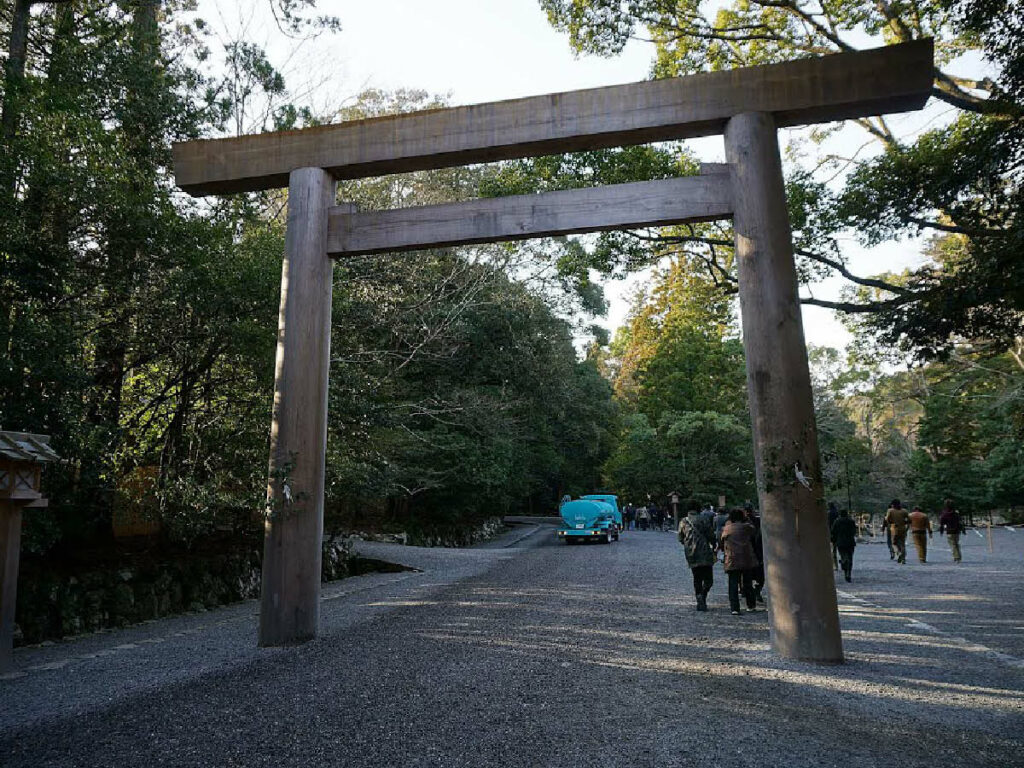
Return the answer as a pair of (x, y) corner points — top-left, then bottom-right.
(603, 531), (612, 544)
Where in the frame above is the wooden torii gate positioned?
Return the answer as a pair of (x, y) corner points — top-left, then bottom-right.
(173, 39), (933, 662)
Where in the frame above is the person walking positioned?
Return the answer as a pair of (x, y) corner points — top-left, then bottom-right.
(908, 505), (933, 563)
(883, 513), (894, 559)
(939, 499), (963, 563)
(720, 508), (759, 615)
(678, 499), (716, 611)
(885, 500), (910, 564)
(652, 504), (665, 532)
(637, 505), (649, 531)
(713, 506), (729, 544)
(827, 501), (840, 571)
(830, 509), (858, 582)
(744, 503), (765, 604)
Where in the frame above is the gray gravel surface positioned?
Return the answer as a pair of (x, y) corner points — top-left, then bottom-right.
(2, 523), (1022, 767)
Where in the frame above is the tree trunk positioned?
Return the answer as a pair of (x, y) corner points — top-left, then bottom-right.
(1, 0), (34, 194)
(88, 0), (162, 516)
(2, 2), (77, 416)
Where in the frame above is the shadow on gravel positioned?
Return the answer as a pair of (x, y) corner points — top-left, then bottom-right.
(2, 533), (1021, 768)
(349, 557), (419, 576)
(408, 583), (1024, 741)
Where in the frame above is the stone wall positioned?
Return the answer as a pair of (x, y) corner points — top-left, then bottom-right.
(348, 517), (507, 548)
(14, 516), (506, 647)
(15, 538), (352, 647)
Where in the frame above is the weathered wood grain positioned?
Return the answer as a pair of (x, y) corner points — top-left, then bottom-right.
(0, 502), (22, 672)
(326, 174), (732, 256)
(174, 40), (933, 195)
(725, 111), (843, 663)
(259, 168), (338, 647)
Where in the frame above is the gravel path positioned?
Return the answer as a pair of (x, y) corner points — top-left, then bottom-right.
(1, 524), (1021, 767)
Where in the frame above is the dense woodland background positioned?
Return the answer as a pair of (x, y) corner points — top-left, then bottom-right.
(1, 0), (1021, 564)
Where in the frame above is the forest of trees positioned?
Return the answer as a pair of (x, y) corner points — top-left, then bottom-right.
(535, 0), (1023, 519)
(1, 0), (1021, 567)
(0, 2), (618, 554)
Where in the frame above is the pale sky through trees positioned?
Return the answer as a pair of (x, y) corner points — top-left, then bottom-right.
(199, 0), (988, 352)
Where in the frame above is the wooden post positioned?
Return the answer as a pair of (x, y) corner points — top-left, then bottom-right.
(259, 167), (336, 647)
(724, 112), (843, 663)
(0, 502), (23, 671)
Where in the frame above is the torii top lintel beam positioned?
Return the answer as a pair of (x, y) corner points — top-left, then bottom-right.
(173, 39), (933, 197)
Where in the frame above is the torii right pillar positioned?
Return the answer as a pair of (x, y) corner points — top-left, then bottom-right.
(725, 112), (843, 662)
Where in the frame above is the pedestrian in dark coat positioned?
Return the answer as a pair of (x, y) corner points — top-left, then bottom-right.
(830, 509), (858, 582)
(678, 499), (716, 611)
(713, 507), (729, 546)
(652, 504), (665, 531)
(827, 501), (840, 571)
(744, 503), (765, 604)
(938, 499), (963, 563)
(720, 508), (759, 615)
(883, 510), (894, 559)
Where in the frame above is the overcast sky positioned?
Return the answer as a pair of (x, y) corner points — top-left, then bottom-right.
(201, 0), (981, 352)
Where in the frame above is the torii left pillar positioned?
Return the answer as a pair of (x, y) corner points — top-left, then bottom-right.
(259, 167), (337, 646)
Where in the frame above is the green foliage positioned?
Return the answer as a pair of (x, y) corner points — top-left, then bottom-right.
(598, 253), (754, 504)
(479, 145), (690, 196)
(324, 252), (617, 528)
(541, 0), (969, 70)
(960, 0), (1023, 102)
(1, 3), (618, 553)
(908, 349), (1024, 513)
(604, 410), (754, 504)
(838, 111), (1023, 356)
(807, 342), (1024, 517)
(479, 146), (698, 280)
(541, 0), (1023, 360)
(611, 256), (746, 420)
(809, 346), (901, 514)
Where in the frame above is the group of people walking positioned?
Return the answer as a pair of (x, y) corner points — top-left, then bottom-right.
(882, 498), (963, 564)
(826, 497), (965, 585)
(828, 496), (966, 585)
(676, 496), (966, 613)
(622, 502), (670, 531)
(677, 500), (764, 615)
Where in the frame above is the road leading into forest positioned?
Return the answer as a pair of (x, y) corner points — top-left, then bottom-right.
(2, 524), (1022, 767)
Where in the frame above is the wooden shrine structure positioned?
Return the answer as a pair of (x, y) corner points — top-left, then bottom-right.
(173, 39), (934, 662)
(0, 432), (60, 671)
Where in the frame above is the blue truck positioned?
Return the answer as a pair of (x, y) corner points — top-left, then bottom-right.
(557, 494), (621, 544)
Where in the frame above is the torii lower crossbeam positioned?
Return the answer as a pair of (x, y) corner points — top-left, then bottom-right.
(327, 172), (733, 256)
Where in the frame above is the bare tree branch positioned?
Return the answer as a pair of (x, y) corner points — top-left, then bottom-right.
(906, 215), (1005, 238)
(625, 230), (913, 298)
(754, 0), (856, 52)
(932, 83), (990, 114)
(799, 294), (918, 313)
(793, 247), (911, 295)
